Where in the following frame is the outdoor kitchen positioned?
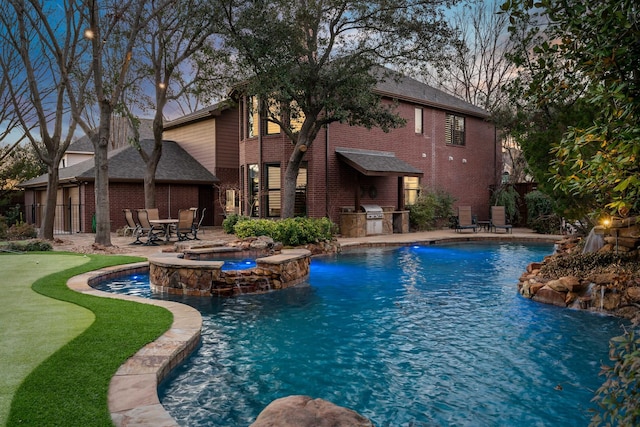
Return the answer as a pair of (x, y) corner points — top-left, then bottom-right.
(339, 205), (409, 238)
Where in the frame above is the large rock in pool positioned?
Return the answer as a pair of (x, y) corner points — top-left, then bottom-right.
(250, 395), (373, 427)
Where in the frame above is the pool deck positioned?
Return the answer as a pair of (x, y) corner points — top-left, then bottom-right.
(60, 227), (562, 426)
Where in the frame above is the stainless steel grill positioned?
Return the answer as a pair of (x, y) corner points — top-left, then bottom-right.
(361, 204), (383, 235)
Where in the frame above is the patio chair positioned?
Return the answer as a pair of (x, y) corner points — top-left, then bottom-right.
(137, 209), (163, 244)
(123, 209), (143, 244)
(192, 207), (205, 239)
(176, 209), (197, 241)
(491, 206), (513, 233)
(455, 206), (477, 233)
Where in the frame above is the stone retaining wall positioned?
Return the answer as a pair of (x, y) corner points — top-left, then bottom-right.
(149, 249), (311, 297)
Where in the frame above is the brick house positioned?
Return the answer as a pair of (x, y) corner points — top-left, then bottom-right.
(19, 139), (217, 233)
(205, 71), (499, 235)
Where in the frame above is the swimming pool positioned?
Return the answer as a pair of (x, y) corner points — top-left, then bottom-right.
(97, 242), (627, 426)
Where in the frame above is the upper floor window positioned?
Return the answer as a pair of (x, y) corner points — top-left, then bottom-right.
(263, 99), (281, 135)
(289, 100), (305, 133)
(445, 113), (465, 146)
(247, 96), (259, 138)
(415, 108), (423, 134)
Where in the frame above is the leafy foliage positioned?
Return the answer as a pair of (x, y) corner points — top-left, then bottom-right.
(591, 329), (640, 426)
(490, 184), (520, 224)
(232, 217), (336, 246)
(524, 190), (562, 234)
(3, 240), (52, 252)
(409, 188), (456, 231)
(222, 213), (250, 234)
(503, 0), (640, 218)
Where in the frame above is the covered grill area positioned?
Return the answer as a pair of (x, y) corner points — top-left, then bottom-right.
(336, 147), (423, 237)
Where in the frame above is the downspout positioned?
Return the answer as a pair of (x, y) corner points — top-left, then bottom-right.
(325, 123), (329, 218)
(258, 98), (263, 218)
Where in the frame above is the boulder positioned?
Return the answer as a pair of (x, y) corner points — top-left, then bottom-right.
(627, 287), (640, 302)
(532, 286), (567, 307)
(250, 396), (373, 427)
(546, 276), (581, 293)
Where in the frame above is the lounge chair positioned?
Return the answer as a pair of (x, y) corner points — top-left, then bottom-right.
(123, 209), (143, 244)
(176, 209), (197, 241)
(455, 206), (477, 233)
(491, 206), (512, 233)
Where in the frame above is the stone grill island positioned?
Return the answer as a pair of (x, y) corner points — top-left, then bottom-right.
(149, 246), (312, 297)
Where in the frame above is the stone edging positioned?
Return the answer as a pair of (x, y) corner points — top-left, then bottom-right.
(66, 262), (201, 427)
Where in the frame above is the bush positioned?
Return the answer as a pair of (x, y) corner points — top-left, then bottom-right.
(4, 240), (52, 252)
(409, 188), (456, 231)
(490, 185), (520, 224)
(591, 329), (640, 426)
(0, 216), (7, 239)
(233, 217), (336, 246)
(6, 222), (37, 240)
(222, 214), (249, 234)
(524, 190), (563, 233)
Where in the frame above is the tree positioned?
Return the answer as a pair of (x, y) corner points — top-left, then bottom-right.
(120, 0), (226, 209)
(219, 0), (458, 218)
(0, 0), (83, 240)
(0, 144), (46, 204)
(503, 0), (640, 218)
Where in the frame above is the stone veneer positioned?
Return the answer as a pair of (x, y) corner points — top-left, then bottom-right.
(149, 249), (312, 297)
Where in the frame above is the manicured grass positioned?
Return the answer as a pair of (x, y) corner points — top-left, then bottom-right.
(0, 253), (92, 425)
(2, 253), (173, 427)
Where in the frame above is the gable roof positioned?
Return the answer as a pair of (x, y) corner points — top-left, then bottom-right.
(163, 100), (234, 130)
(20, 139), (218, 188)
(372, 68), (490, 119)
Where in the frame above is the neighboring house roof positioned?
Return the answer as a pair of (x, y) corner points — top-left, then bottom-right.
(372, 68), (490, 119)
(67, 117), (155, 153)
(20, 139), (218, 188)
(336, 147), (423, 177)
(163, 100), (234, 130)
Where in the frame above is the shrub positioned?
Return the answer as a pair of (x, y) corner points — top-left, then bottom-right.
(409, 188), (456, 231)
(0, 215), (7, 239)
(490, 185), (520, 224)
(525, 190), (563, 234)
(233, 217), (336, 246)
(591, 329), (640, 426)
(6, 222), (37, 240)
(5, 240), (52, 252)
(222, 213), (249, 234)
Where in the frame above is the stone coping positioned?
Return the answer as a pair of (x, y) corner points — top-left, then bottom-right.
(66, 262), (201, 427)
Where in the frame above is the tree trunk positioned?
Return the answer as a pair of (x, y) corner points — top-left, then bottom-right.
(282, 142), (307, 218)
(39, 165), (59, 240)
(144, 110), (164, 209)
(93, 105), (112, 246)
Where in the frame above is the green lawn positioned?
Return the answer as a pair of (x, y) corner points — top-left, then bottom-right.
(0, 252), (173, 426)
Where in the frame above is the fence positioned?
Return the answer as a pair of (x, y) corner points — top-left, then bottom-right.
(8, 204), (85, 235)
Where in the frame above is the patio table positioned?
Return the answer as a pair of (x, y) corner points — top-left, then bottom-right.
(150, 219), (179, 243)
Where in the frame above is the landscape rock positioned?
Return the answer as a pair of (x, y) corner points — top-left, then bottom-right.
(250, 395), (373, 427)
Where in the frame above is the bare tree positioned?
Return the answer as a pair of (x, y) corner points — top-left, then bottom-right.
(63, 0), (175, 246)
(423, 0), (516, 113)
(121, 0), (226, 209)
(0, 0), (83, 239)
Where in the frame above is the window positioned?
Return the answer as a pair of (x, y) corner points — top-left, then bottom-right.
(248, 164), (259, 216)
(403, 177), (420, 206)
(266, 164), (281, 217)
(289, 100), (305, 133)
(247, 96), (259, 138)
(445, 114), (465, 146)
(225, 189), (238, 215)
(415, 108), (423, 134)
(264, 99), (281, 135)
(295, 164), (307, 217)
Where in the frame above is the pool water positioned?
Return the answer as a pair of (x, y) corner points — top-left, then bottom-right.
(97, 242), (628, 426)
